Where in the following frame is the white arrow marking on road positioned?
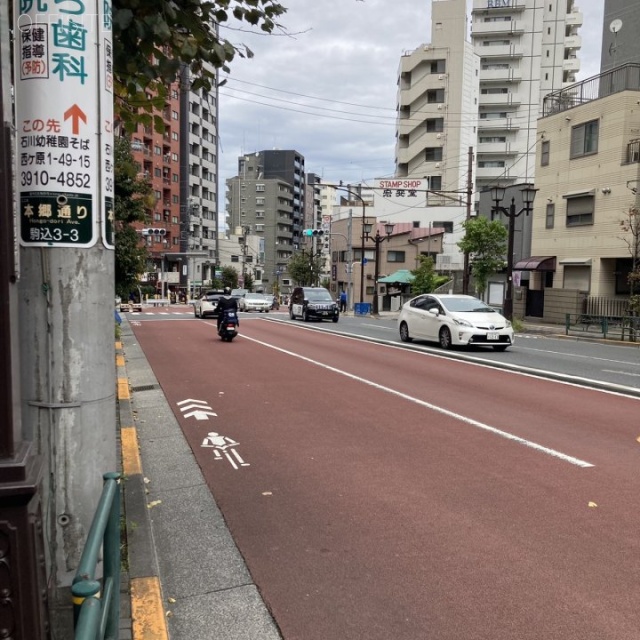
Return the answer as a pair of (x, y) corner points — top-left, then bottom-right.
(183, 409), (218, 420)
(177, 398), (209, 405)
(179, 402), (213, 412)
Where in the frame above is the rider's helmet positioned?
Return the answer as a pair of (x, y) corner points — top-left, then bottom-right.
(223, 286), (232, 295)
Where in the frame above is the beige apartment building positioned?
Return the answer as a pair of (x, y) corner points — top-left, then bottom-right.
(525, 64), (640, 321)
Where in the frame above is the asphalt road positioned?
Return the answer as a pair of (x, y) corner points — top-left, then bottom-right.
(130, 315), (640, 640)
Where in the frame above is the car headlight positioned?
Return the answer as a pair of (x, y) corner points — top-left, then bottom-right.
(453, 317), (473, 328)
(505, 320), (512, 329)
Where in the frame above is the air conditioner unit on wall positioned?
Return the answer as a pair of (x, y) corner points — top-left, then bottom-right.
(436, 133), (442, 139)
(438, 74), (446, 80)
(434, 163), (441, 168)
(437, 104), (445, 110)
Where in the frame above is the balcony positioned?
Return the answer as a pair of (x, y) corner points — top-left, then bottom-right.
(471, 20), (524, 37)
(564, 35), (582, 51)
(565, 10), (583, 27)
(479, 44), (523, 59)
(477, 116), (520, 132)
(480, 67), (523, 83)
(479, 92), (521, 107)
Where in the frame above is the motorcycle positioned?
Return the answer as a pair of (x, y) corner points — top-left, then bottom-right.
(217, 310), (239, 342)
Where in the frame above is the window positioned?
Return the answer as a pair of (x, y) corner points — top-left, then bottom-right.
(479, 136), (506, 143)
(231, 255), (240, 263)
(433, 221), (453, 233)
(172, 110), (178, 120)
(256, 210), (265, 218)
(565, 193), (594, 226)
(429, 60), (446, 74)
(387, 251), (405, 263)
(255, 224), (264, 232)
(429, 176), (442, 190)
(545, 203), (555, 229)
(256, 184), (265, 192)
(478, 160), (505, 168)
(570, 120), (599, 158)
(426, 118), (444, 132)
(425, 147), (443, 162)
(256, 197), (265, 205)
(427, 89), (445, 103)
(541, 140), (550, 166)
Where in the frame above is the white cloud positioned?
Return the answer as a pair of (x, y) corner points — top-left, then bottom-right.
(218, 0), (603, 206)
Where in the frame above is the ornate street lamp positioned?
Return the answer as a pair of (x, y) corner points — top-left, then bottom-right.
(364, 222), (395, 315)
(490, 184), (537, 321)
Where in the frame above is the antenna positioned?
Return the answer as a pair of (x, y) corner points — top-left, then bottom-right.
(609, 19), (623, 68)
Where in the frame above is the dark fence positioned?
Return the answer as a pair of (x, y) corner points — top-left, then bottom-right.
(73, 472), (121, 640)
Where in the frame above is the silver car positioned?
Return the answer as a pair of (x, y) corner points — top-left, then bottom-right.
(398, 294), (514, 351)
(239, 293), (271, 313)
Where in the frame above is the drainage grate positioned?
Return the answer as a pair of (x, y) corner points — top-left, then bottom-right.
(131, 384), (159, 392)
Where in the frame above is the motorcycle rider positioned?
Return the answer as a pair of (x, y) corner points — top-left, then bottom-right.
(214, 287), (239, 332)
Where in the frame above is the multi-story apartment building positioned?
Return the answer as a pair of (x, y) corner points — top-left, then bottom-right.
(226, 166), (295, 294)
(471, 0), (582, 192)
(520, 64), (640, 322)
(129, 66), (219, 297)
(180, 62), (219, 290)
(396, 0), (478, 194)
(396, 0), (583, 195)
(600, 0), (640, 73)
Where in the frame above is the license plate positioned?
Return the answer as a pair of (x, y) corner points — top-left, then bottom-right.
(321, 311), (328, 316)
(487, 332), (499, 341)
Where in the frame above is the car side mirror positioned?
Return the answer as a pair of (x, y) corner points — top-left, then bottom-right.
(428, 308), (439, 317)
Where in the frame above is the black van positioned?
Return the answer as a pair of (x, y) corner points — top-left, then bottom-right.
(289, 287), (339, 323)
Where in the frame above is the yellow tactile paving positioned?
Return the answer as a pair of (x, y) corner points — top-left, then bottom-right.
(131, 577), (169, 640)
(121, 427), (142, 476)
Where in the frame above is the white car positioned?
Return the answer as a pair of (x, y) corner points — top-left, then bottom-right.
(193, 290), (224, 318)
(239, 293), (271, 313)
(398, 294), (514, 351)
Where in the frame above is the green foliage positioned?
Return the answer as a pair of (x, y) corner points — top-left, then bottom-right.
(620, 206), (640, 317)
(113, 0), (288, 129)
(411, 256), (449, 295)
(457, 216), (507, 296)
(288, 250), (324, 286)
(243, 271), (255, 291)
(220, 266), (239, 290)
(114, 136), (152, 299)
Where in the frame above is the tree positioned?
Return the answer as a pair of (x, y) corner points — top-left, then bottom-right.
(114, 136), (153, 299)
(113, 0), (288, 129)
(287, 250), (324, 286)
(220, 266), (239, 290)
(457, 216), (507, 296)
(411, 256), (449, 295)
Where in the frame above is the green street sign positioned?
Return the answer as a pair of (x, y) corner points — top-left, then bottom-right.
(20, 192), (95, 246)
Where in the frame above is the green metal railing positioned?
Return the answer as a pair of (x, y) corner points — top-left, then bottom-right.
(565, 313), (640, 341)
(72, 472), (122, 640)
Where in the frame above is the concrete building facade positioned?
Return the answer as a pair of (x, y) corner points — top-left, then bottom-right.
(526, 64), (640, 319)
(600, 0), (640, 74)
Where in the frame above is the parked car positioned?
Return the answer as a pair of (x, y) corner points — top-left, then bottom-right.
(289, 287), (339, 323)
(194, 290), (224, 318)
(239, 293), (272, 313)
(397, 294), (513, 351)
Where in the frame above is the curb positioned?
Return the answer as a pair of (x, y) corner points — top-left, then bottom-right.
(116, 340), (170, 640)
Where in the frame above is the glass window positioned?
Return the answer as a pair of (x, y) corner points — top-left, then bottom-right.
(565, 194), (594, 226)
(387, 251), (405, 263)
(425, 148), (443, 162)
(545, 203), (555, 229)
(570, 120), (599, 158)
(426, 118), (444, 133)
(541, 140), (550, 166)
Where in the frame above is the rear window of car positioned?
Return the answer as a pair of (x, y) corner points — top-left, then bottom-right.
(204, 292), (222, 301)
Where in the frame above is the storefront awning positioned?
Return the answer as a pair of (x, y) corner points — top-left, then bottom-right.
(514, 256), (556, 271)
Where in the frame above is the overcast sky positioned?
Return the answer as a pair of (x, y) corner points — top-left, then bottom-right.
(217, 1), (604, 200)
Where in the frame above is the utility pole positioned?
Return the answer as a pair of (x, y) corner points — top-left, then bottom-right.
(14, 0), (117, 599)
(0, 2), (48, 636)
(463, 146), (474, 295)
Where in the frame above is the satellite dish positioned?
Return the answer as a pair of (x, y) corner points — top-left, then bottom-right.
(610, 19), (623, 33)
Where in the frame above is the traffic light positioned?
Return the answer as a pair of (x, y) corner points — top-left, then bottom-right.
(303, 229), (325, 237)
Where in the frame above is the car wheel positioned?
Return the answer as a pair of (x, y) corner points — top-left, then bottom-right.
(492, 344), (509, 352)
(399, 321), (413, 343)
(332, 316), (339, 323)
(194, 307), (198, 318)
(439, 327), (452, 350)
(303, 310), (310, 322)
(289, 307), (295, 320)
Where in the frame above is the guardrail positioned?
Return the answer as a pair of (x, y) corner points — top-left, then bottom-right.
(72, 472), (122, 640)
(565, 314), (640, 341)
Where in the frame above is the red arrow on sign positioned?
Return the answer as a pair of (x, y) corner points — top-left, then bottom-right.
(64, 104), (87, 135)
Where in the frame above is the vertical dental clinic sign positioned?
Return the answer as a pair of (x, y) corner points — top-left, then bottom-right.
(14, 0), (114, 249)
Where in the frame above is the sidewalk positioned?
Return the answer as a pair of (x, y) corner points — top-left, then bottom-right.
(117, 316), (282, 640)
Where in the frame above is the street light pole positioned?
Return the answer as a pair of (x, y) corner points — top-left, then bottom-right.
(490, 184), (537, 321)
(364, 222), (395, 315)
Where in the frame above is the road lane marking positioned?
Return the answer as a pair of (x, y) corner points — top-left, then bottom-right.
(243, 335), (594, 469)
(602, 369), (640, 378)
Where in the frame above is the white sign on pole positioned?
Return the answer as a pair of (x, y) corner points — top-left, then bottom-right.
(14, 0), (110, 248)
